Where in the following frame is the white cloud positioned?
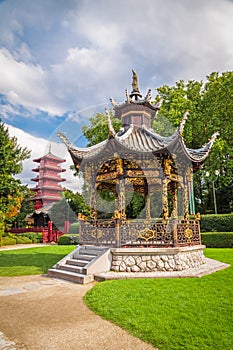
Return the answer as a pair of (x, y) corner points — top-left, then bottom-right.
(6, 124), (80, 192)
(0, 0), (232, 123)
(0, 49), (64, 115)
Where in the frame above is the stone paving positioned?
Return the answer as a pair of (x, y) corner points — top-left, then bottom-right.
(0, 244), (230, 349)
(0, 275), (156, 350)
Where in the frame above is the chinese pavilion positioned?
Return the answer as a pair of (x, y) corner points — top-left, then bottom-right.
(58, 71), (218, 263)
(31, 150), (66, 211)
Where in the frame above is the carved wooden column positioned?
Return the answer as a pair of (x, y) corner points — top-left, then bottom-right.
(171, 182), (178, 219)
(170, 182), (178, 246)
(145, 193), (151, 220)
(90, 166), (97, 220)
(162, 178), (169, 223)
(183, 175), (189, 219)
(118, 178), (126, 219)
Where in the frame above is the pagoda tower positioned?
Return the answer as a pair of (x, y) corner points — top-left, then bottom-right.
(31, 151), (66, 210)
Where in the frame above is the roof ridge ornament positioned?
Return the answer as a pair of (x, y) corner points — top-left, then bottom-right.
(57, 132), (77, 149)
(130, 69), (142, 100)
(105, 108), (116, 138)
(109, 97), (119, 107)
(153, 98), (163, 119)
(208, 131), (220, 146)
(125, 89), (130, 103)
(179, 110), (189, 135)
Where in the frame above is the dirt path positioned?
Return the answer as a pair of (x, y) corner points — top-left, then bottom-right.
(0, 275), (156, 350)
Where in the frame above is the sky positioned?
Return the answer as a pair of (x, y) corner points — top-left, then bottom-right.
(0, 0), (233, 191)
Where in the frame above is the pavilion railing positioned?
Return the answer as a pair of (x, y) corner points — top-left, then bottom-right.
(79, 218), (201, 248)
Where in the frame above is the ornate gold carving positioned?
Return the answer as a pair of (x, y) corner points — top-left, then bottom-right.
(138, 227), (157, 242)
(162, 178), (169, 222)
(184, 228), (193, 241)
(78, 213), (87, 220)
(187, 167), (193, 182)
(164, 159), (172, 177)
(116, 158), (124, 176)
(145, 194), (151, 220)
(195, 212), (201, 221)
(114, 210), (121, 219)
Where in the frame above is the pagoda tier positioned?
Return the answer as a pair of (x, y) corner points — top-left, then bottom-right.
(30, 151), (66, 210)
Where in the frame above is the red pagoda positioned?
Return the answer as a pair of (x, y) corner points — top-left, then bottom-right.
(31, 150), (66, 210)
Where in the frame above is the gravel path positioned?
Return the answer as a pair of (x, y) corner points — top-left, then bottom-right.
(0, 275), (156, 350)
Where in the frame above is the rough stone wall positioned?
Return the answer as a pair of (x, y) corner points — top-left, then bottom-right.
(111, 250), (206, 272)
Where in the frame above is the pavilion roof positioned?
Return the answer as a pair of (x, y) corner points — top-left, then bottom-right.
(58, 71), (219, 171)
(58, 116), (219, 170)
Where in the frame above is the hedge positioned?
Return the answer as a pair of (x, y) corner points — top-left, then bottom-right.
(0, 237), (17, 246)
(58, 234), (79, 245)
(201, 232), (233, 248)
(15, 236), (32, 244)
(200, 213), (233, 232)
(23, 232), (43, 243)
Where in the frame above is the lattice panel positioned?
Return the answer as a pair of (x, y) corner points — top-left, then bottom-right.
(177, 220), (201, 245)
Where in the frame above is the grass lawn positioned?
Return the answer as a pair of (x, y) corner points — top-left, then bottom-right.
(0, 245), (74, 276)
(84, 249), (233, 350)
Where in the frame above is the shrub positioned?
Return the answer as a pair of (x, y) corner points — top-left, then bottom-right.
(58, 234), (79, 245)
(200, 213), (233, 232)
(16, 236), (32, 244)
(68, 222), (80, 235)
(24, 232), (42, 243)
(201, 232), (233, 248)
(0, 237), (17, 246)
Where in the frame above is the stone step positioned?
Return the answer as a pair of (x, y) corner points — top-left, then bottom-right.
(62, 264), (85, 274)
(66, 259), (88, 267)
(79, 248), (105, 255)
(48, 269), (94, 284)
(73, 253), (96, 261)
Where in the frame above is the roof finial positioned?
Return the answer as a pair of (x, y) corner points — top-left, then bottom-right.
(49, 144), (52, 153)
(130, 69), (142, 100)
(179, 110), (189, 135)
(105, 108), (116, 138)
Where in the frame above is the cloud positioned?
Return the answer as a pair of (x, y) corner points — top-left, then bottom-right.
(0, 49), (64, 115)
(0, 0), (232, 126)
(6, 124), (80, 192)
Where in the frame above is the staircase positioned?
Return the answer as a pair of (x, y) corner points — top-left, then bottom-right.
(48, 245), (111, 284)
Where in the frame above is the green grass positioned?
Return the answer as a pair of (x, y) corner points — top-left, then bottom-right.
(0, 246), (74, 276)
(84, 249), (233, 350)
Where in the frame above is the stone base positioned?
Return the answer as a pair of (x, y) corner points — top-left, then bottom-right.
(111, 245), (206, 272)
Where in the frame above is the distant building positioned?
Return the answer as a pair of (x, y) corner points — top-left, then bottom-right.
(30, 151), (66, 226)
(31, 151), (66, 209)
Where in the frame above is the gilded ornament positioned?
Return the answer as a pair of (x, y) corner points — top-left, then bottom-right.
(138, 227), (157, 242)
(184, 228), (193, 241)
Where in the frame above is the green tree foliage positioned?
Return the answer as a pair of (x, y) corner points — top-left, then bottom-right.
(49, 189), (90, 230)
(154, 72), (233, 213)
(82, 111), (122, 146)
(9, 185), (34, 228)
(64, 189), (90, 217)
(0, 120), (31, 236)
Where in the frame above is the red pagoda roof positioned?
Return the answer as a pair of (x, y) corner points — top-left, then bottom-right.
(33, 152), (66, 163)
(31, 175), (66, 182)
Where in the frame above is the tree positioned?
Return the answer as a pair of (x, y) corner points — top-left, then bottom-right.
(0, 120), (31, 236)
(49, 189), (90, 230)
(9, 185), (34, 228)
(154, 72), (233, 213)
(82, 111), (122, 146)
